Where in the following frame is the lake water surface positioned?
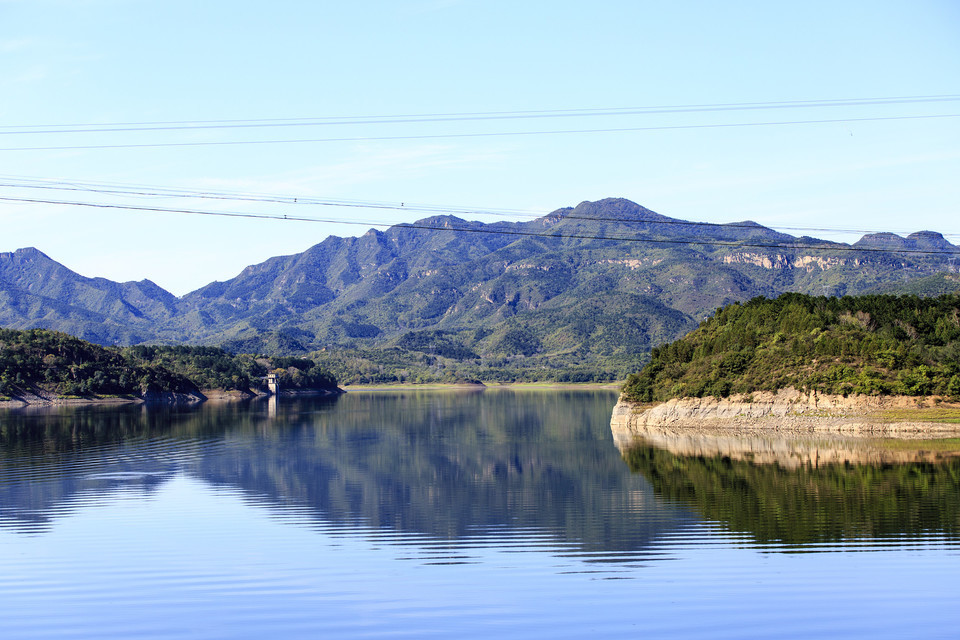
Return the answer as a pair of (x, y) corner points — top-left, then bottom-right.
(1, 390), (958, 638)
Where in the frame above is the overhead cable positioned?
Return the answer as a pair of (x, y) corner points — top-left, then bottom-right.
(2, 94), (958, 135)
(2, 194), (958, 257)
(1, 177), (957, 238)
(2, 113), (958, 152)
(0, 178), (541, 218)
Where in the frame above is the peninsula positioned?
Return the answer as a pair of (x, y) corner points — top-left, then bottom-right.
(0, 328), (342, 407)
(614, 293), (960, 436)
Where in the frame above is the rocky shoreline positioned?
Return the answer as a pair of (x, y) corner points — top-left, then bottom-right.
(0, 386), (343, 409)
(611, 388), (960, 438)
(0, 390), (207, 408)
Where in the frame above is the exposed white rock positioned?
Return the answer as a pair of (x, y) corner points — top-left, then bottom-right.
(611, 388), (960, 437)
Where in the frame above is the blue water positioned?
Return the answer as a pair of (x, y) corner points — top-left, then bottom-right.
(1, 390), (958, 638)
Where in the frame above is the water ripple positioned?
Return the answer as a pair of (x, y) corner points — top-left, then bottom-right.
(3, 394), (960, 638)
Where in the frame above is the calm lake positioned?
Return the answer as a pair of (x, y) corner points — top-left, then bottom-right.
(1, 390), (958, 639)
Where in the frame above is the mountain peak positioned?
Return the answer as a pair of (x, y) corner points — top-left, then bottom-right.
(568, 198), (670, 221)
(1, 247), (52, 262)
(854, 232), (907, 250)
(413, 214), (471, 228)
(855, 231), (959, 253)
(905, 231), (958, 252)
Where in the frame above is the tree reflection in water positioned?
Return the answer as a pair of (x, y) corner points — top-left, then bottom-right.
(616, 427), (960, 547)
(0, 391), (694, 561)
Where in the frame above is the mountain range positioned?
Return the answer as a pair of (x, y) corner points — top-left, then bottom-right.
(3, 198), (959, 380)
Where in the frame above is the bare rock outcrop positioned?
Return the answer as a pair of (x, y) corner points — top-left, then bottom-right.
(611, 388), (960, 438)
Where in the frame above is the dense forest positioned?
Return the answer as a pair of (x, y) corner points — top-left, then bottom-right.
(622, 293), (960, 402)
(0, 328), (338, 401)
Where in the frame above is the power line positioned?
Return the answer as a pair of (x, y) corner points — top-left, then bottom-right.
(2, 176), (958, 238)
(1, 176), (957, 238)
(2, 113), (958, 152)
(0, 178), (544, 218)
(2, 95), (957, 135)
(3, 194), (958, 257)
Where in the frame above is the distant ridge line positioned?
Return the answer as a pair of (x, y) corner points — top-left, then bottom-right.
(2, 195), (959, 257)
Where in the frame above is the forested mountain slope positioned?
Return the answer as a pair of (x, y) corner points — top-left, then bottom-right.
(0, 248), (181, 344)
(3, 198), (959, 381)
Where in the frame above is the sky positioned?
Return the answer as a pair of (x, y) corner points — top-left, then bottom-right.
(2, 0), (959, 296)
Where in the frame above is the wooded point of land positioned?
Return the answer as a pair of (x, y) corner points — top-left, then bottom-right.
(622, 293), (960, 402)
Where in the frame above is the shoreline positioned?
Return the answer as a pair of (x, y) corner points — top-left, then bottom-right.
(0, 386), (343, 409)
(0, 390), (206, 409)
(612, 388), (960, 438)
(341, 381), (623, 392)
(0, 381), (612, 407)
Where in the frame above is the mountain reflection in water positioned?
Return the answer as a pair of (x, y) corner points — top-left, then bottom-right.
(612, 422), (960, 547)
(0, 391), (691, 561)
(3, 392), (960, 639)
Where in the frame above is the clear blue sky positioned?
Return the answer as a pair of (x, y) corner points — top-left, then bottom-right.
(2, 0), (959, 295)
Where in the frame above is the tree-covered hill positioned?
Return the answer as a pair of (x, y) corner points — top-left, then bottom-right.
(0, 328), (197, 399)
(0, 328), (338, 402)
(622, 293), (960, 402)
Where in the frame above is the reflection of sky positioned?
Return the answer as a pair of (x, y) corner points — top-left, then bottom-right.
(1, 475), (958, 640)
(0, 392), (695, 556)
(3, 393), (960, 637)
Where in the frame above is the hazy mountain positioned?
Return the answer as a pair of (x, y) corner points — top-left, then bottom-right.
(3, 198), (958, 378)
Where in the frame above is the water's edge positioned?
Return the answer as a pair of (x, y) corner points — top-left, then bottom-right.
(612, 388), (960, 438)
